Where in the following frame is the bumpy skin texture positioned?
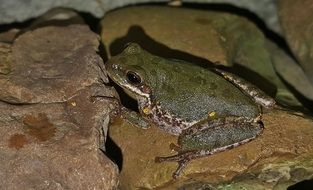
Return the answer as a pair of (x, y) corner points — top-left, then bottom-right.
(106, 43), (274, 178)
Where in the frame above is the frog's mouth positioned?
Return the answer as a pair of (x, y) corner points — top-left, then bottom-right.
(121, 87), (140, 100)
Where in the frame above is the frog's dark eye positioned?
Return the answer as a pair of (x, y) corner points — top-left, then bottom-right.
(126, 71), (142, 85)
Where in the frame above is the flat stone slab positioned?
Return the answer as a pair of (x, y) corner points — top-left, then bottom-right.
(0, 25), (118, 189)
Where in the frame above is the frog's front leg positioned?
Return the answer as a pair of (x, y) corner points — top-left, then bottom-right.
(155, 117), (263, 178)
(120, 107), (151, 129)
(214, 68), (276, 108)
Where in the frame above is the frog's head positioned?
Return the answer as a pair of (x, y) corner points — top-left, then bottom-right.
(106, 43), (160, 101)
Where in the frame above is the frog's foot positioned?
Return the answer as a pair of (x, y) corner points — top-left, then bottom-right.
(121, 107), (150, 129)
(155, 153), (190, 179)
(155, 135), (257, 178)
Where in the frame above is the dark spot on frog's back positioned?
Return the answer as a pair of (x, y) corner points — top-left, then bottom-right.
(222, 88), (232, 99)
(23, 113), (56, 142)
(163, 84), (176, 94)
(172, 65), (182, 73)
(151, 56), (162, 64)
(189, 76), (207, 85)
(150, 69), (157, 76)
(208, 82), (217, 90)
(119, 56), (127, 64)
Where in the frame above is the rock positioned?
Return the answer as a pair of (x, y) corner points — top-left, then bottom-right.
(0, 0), (279, 33)
(269, 40), (313, 103)
(0, 25), (119, 189)
(100, 6), (290, 104)
(0, 28), (20, 43)
(278, 0), (313, 86)
(1, 25), (105, 104)
(0, 43), (12, 74)
(109, 109), (313, 189)
(28, 8), (85, 31)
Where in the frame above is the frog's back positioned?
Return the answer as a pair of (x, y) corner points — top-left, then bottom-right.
(153, 60), (260, 123)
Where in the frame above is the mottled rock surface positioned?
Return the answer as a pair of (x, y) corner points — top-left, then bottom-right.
(277, 0), (313, 101)
(0, 0), (278, 33)
(109, 109), (313, 189)
(0, 25), (118, 189)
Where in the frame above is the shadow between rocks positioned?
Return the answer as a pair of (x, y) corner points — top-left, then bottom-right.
(104, 134), (123, 171)
(288, 179), (313, 190)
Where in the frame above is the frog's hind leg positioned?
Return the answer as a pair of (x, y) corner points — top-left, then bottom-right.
(214, 68), (275, 108)
(155, 117), (263, 178)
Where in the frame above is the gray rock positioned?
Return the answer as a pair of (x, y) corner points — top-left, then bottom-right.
(278, 0), (313, 90)
(0, 25), (119, 189)
(0, 0), (279, 33)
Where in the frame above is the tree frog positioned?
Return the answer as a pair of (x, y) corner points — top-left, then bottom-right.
(106, 43), (275, 178)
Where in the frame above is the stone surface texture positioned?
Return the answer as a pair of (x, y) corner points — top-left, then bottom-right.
(110, 109), (313, 189)
(0, 25), (118, 189)
(277, 0), (313, 100)
(270, 40), (313, 102)
(0, 0), (279, 33)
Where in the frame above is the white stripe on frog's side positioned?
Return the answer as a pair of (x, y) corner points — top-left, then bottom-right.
(214, 69), (276, 108)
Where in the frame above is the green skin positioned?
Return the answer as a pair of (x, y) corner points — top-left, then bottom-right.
(106, 43), (275, 178)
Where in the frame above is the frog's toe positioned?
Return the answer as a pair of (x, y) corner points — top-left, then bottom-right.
(155, 154), (190, 178)
(155, 153), (186, 163)
(169, 143), (181, 151)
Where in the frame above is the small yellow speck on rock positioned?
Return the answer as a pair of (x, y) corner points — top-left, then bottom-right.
(209, 111), (216, 117)
(143, 107), (151, 114)
(71, 102), (77, 107)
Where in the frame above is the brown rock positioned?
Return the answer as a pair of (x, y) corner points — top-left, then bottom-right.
(0, 25), (107, 104)
(0, 28), (20, 43)
(0, 42), (12, 74)
(278, 0), (313, 85)
(0, 25), (119, 189)
(109, 109), (313, 189)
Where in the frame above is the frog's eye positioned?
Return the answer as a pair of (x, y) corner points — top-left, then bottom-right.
(126, 71), (142, 85)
